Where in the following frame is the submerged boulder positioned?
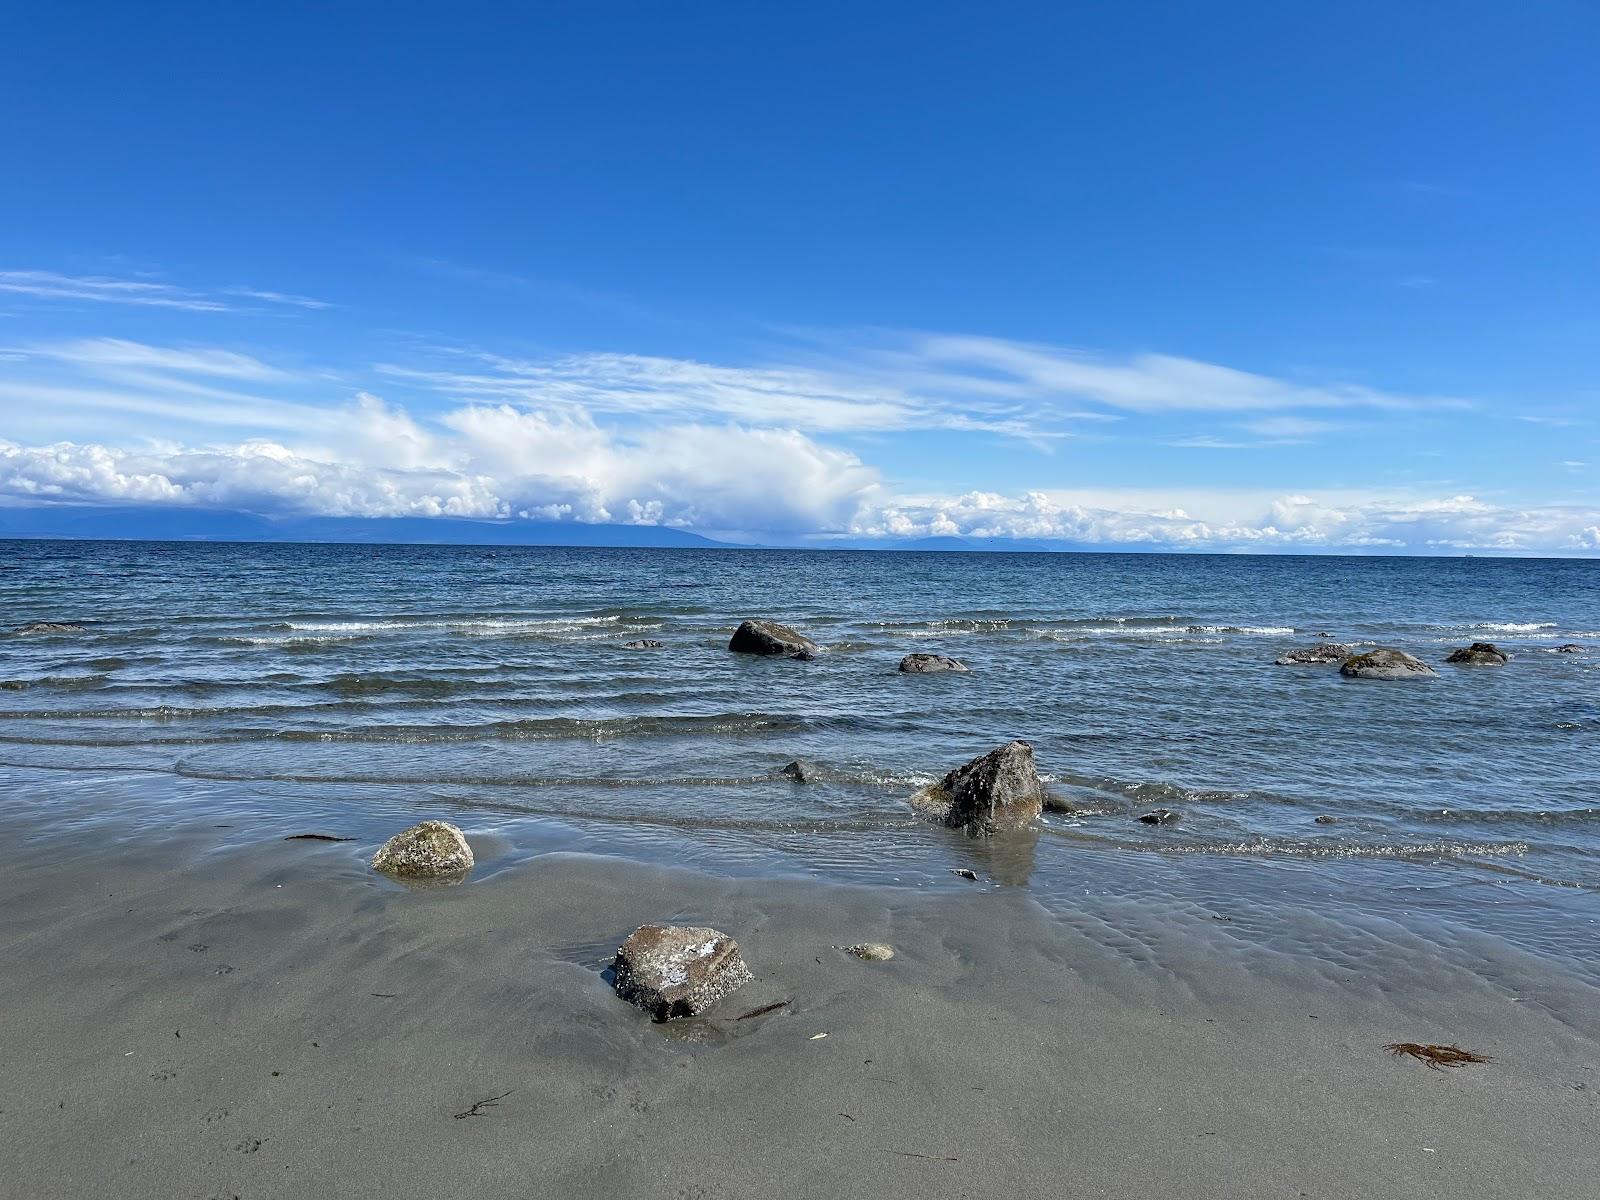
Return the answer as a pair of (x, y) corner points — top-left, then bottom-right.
(371, 819), (474, 878)
(1274, 643), (1355, 665)
(14, 621), (84, 634)
(899, 652), (969, 673)
(780, 758), (817, 783)
(1339, 648), (1438, 680)
(912, 740), (1045, 835)
(1138, 809), (1180, 825)
(612, 923), (752, 1020)
(1555, 643), (1584, 654)
(622, 639), (665, 649)
(1445, 642), (1510, 665)
(728, 619), (819, 660)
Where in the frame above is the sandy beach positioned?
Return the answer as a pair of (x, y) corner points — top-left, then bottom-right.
(2, 810), (1595, 1200)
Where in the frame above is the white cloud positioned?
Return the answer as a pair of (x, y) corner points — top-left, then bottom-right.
(0, 270), (326, 313)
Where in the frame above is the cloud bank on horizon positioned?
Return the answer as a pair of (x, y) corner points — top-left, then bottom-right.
(0, 293), (1596, 554)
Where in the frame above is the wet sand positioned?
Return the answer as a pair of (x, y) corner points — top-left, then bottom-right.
(1, 817), (1595, 1199)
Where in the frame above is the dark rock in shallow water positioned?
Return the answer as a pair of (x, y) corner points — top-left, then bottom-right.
(898, 652), (969, 673)
(1042, 793), (1076, 814)
(1555, 643), (1584, 654)
(1275, 643), (1354, 665)
(1314, 814), (1339, 825)
(1445, 642), (1509, 665)
(622, 639), (665, 649)
(1138, 809), (1179, 825)
(911, 740), (1044, 835)
(780, 759), (816, 783)
(1339, 648), (1437, 680)
(612, 924), (752, 1020)
(14, 621), (84, 634)
(371, 819), (474, 878)
(728, 619), (819, 659)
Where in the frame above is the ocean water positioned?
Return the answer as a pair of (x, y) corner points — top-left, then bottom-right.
(3, 539), (1597, 988)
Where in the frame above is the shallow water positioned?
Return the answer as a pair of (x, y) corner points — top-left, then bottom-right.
(2, 540), (1597, 984)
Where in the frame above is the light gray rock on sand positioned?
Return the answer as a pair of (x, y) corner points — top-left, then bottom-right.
(911, 740), (1045, 835)
(728, 619), (819, 660)
(1339, 648), (1438, 680)
(898, 652), (969, 673)
(1274, 643), (1354, 665)
(612, 923), (752, 1020)
(14, 621), (85, 634)
(846, 942), (895, 961)
(370, 820), (474, 878)
(1445, 642), (1510, 665)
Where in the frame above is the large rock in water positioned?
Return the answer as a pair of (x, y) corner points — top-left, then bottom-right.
(611, 924), (752, 1020)
(1339, 648), (1437, 680)
(912, 740), (1045, 834)
(1274, 643), (1354, 665)
(899, 652), (969, 673)
(371, 820), (474, 878)
(1445, 642), (1510, 665)
(14, 621), (84, 634)
(728, 619), (819, 660)
(1555, 643), (1584, 654)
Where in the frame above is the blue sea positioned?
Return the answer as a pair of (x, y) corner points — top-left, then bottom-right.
(3, 540), (1597, 984)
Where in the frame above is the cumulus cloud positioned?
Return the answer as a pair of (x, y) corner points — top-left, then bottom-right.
(0, 335), (1593, 554)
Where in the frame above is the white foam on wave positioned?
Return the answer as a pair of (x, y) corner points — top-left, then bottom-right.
(1469, 622), (1557, 633)
(285, 616), (623, 635)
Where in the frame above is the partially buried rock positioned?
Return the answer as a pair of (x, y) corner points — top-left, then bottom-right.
(1445, 642), (1509, 665)
(1138, 809), (1180, 825)
(1274, 643), (1354, 665)
(612, 924), (752, 1021)
(622, 639), (665, 649)
(912, 740), (1045, 835)
(14, 621), (84, 634)
(1339, 648), (1438, 680)
(728, 619), (819, 660)
(846, 942), (895, 961)
(370, 820), (474, 879)
(898, 652), (969, 673)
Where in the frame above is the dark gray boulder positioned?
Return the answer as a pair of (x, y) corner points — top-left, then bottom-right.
(899, 652), (969, 673)
(1555, 643), (1584, 654)
(1138, 809), (1180, 825)
(1339, 648), (1438, 680)
(1445, 642), (1510, 665)
(622, 639), (665, 649)
(910, 740), (1045, 835)
(780, 759), (816, 783)
(728, 619), (819, 659)
(1314, 815), (1339, 825)
(1275, 643), (1355, 665)
(611, 923), (752, 1021)
(14, 621), (85, 634)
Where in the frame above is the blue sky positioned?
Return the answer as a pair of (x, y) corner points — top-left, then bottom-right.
(2, 1), (1597, 552)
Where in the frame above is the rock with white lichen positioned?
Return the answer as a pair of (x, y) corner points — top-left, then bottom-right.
(612, 924), (752, 1020)
(370, 820), (474, 879)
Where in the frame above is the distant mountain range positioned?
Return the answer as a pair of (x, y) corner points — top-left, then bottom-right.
(0, 506), (731, 548)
